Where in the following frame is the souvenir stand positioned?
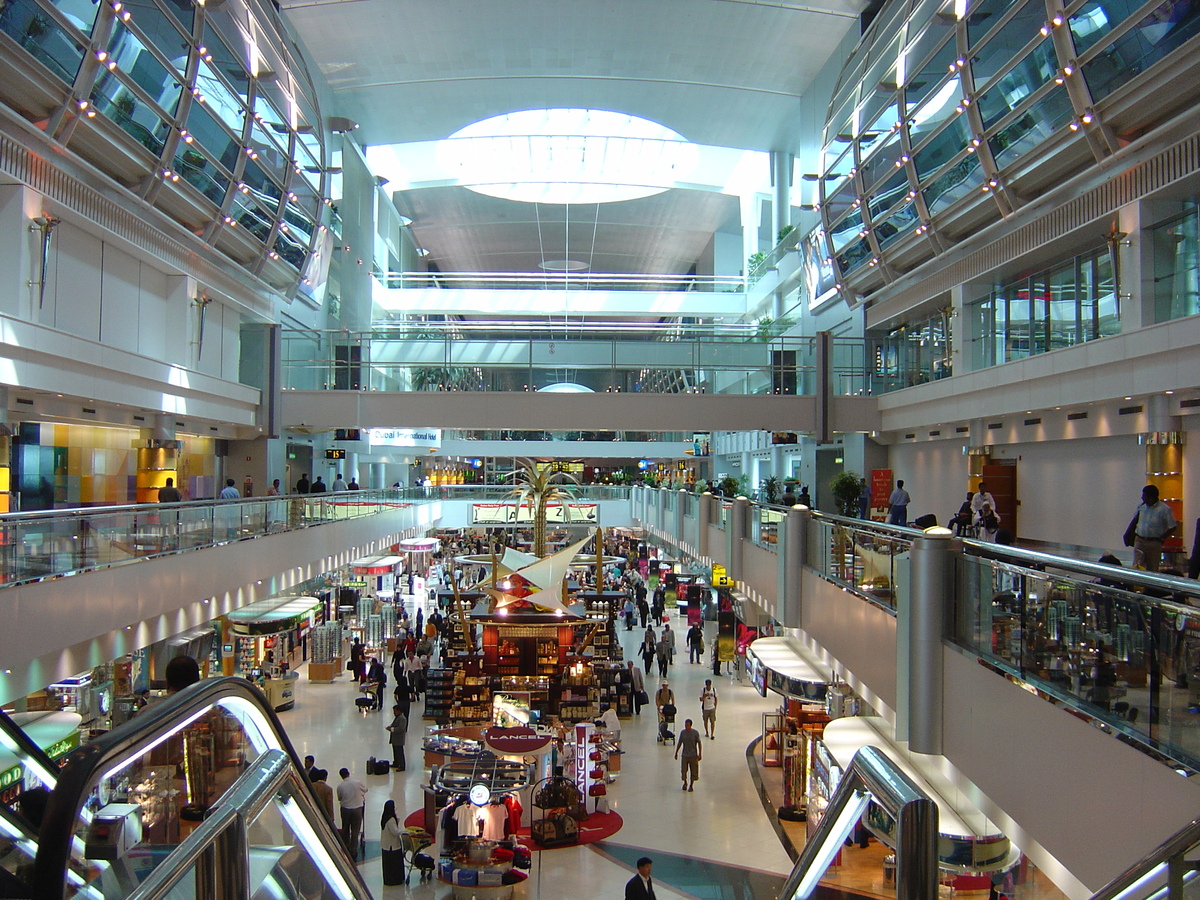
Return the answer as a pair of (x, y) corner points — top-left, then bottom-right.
(225, 596), (320, 710)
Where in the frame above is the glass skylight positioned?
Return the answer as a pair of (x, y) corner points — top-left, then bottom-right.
(436, 108), (700, 205)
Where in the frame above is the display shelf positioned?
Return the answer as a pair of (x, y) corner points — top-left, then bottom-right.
(423, 668), (455, 720)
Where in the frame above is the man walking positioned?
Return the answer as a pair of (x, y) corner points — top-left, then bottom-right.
(674, 718), (702, 791)
(628, 661), (645, 715)
(336, 767), (367, 857)
(1130, 484), (1177, 572)
(686, 623), (703, 664)
(699, 679), (719, 739)
(310, 769), (335, 825)
(625, 857), (656, 900)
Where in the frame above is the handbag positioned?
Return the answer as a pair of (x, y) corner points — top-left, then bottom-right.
(661, 703), (677, 718)
(588, 783), (607, 796)
(1123, 514), (1138, 548)
(589, 750), (603, 761)
(636, 689), (649, 705)
(589, 768), (604, 779)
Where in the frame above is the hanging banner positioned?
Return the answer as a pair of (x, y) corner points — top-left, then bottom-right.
(870, 469), (893, 521)
(471, 503), (598, 525)
(717, 610), (736, 662)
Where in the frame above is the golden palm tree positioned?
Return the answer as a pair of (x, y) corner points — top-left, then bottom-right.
(505, 459), (579, 557)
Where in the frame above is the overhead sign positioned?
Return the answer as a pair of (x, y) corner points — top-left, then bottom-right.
(471, 503), (598, 525)
(368, 428), (442, 448)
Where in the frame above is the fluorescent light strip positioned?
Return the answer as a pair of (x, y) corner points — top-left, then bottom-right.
(99, 707), (209, 784)
(1110, 864), (1167, 900)
(277, 797), (357, 898)
(791, 790), (873, 899)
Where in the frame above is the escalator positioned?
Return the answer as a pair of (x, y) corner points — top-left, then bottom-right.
(10, 677), (371, 900)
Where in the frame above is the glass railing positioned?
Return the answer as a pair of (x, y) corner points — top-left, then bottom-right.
(950, 542), (1200, 771)
(809, 514), (913, 613)
(379, 270), (746, 292)
(753, 505), (785, 551)
(0, 489), (414, 587)
(1087, 815), (1200, 900)
(31, 676), (367, 900)
(0, 708), (60, 897)
(281, 326), (820, 396)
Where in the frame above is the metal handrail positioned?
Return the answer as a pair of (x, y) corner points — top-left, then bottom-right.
(1086, 815), (1200, 900)
(31, 676), (320, 899)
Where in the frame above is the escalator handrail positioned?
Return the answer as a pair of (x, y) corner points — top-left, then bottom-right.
(0, 708), (62, 790)
(31, 676), (311, 899)
(125, 749), (370, 900)
(1087, 814), (1200, 900)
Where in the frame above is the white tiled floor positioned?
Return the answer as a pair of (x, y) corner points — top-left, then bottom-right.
(283, 605), (793, 898)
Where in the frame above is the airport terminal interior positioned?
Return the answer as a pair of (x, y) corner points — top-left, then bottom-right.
(1, 0), (1200, 898)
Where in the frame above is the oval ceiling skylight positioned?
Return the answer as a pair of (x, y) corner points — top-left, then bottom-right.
(438, 109), (698, 205)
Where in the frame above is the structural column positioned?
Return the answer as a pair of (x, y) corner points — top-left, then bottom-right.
(780, 504), (810, 628)
(728, 495), (749, 584)
(900, 530), (955, 754)
(675, 489), (687, 552)
(698, 491), (713, 561)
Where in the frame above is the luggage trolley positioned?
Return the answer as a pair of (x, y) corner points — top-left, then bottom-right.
(401, 827), (435, 883)
(657, 703), (676, 745)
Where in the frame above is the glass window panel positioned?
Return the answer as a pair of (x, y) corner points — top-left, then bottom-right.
(968, 292), (1000, 370)
(40, 0), (99, 35)
(1002, 278), (1033, 361)
(1068, 0), (1141, 56)
(90, 69), (169, 153)
(231, 193), (272, 243)
(124, 0), (188, 55)
(106, 20), (182, 117)
(903, 34), (960, 112)
(281, 201), (314, 244)
(867, 166), (911, 218)
(821, 144), (855, 184)
(874, 201), (920, 249)
(988, 85), (1074, 169)
(967, 0), (1026, 46)
(858, 127), (903, 192)
(197, 57), (247, 134)
(242, 159), (282, 202)
(203, 22), (250, 96)
(174, 144), (229, 204)
(1047, 259), (1079, 349)
(1092, 248), (1121, 335)
(976, 38), (1057, 126)
(1152, 211), (1200, 322)
(835, 236), (873, 273)
(923, 150), (982, 215)
(158, 0), (194, 31)
(274, 229), (306, 268)
(249, 118), (288, 177)
(902, 20), (953, 90)
(825, 97), (857, 148)
(0, 0), (85, 82)
(907, 74), (963, 146)
(829, 209), (866, 252)
(1080, 3), (1200, 101)
(822, 178), (860, 226)
(859, 100), (899, 160)
(186, 99), (240, 170)
(969, 4), (1047, 85)
(913, 114), (972, 180)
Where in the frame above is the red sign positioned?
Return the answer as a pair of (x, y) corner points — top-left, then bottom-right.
(870, 469), (893, 510)
(484, 726), (552, 755)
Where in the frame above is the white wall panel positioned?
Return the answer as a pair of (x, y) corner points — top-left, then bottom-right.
(137, 267), (170, 360)
(47, 222), (103, 340)
(988, 435), (1143, 548)
(100, 244), (140, 353)
(0, 185), (31, 320)
(889, 441), (968, 528)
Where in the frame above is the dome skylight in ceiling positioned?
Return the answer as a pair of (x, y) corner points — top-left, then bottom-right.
(437, 108), (699, 205)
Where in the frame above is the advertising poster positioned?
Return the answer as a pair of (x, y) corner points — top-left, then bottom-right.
(870, 469), (893, 521)
(717, 610), (736, 662)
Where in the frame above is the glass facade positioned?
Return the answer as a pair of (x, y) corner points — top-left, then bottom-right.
(820, 0), (1200, 296)
(1152, 206), (1200, 322)
(0, 0), (329, 290)
(966, 245), (1118, 369)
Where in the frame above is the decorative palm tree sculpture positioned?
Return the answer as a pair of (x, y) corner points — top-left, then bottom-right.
(505, 459), (579, 558)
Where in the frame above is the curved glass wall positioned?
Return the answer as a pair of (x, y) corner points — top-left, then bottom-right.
(0, 0), (329, 293)
(820, 0), (1200, 298)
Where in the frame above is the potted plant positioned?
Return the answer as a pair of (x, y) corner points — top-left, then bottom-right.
(829, 471), (867, 517)
(761, 475), (782, 505)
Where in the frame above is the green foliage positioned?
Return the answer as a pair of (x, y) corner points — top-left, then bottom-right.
(829, 471), (867, 517)
(715, 475), (741, 498)
(747, 250), (767, 274)
(761, 475), (782, 505)
(777, 224), (795, 243)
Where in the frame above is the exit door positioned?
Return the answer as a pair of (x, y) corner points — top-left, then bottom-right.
(982, 463), (1017, 538)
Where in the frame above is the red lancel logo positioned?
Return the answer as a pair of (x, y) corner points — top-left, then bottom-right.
(485, 727), (551, 754)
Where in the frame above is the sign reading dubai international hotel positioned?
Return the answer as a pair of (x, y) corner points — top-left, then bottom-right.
(368, 428), (442, 447)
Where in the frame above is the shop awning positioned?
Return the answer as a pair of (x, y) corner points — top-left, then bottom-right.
(746, 636), (834, 700)
(352, 555), (402, 575)
(821, 716), (1017, 873)
(228, 596), (322, 636)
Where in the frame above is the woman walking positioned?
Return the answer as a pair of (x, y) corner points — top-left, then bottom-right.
(640, 628), (657, 675)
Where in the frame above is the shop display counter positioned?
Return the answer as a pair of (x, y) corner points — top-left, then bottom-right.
(259, 674), (297, 711)
(307, 661), (342, 683)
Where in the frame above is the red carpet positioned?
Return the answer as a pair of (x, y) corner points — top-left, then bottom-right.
(404, 808), (623, 850)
